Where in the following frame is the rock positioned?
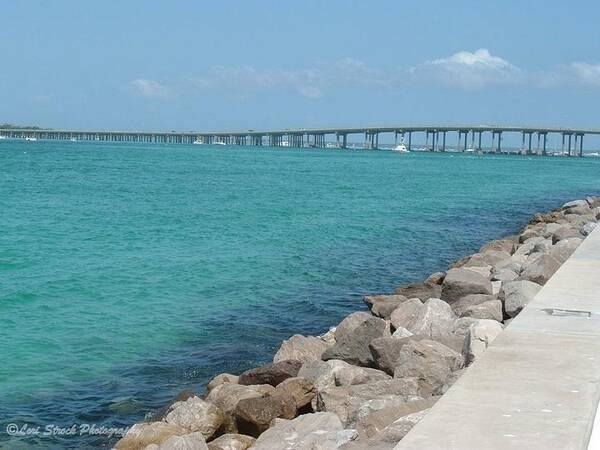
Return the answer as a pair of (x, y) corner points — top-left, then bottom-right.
(541, 222), (563, 238)
(463, 251), (511, 267)
(250, 412), (357, 450)
(207, 374), (238, 392)
(207, 433), (255, 450)
(164, 396), (224, 439)
(563, 199), (588, 210)
(238, 360), (302, 387)
(363, 294), (409, 319)
(273, 377), (316, 413)
(408, 298), (456, 337)
(393, 282), (442, 301)
(462, 265), (492, 279)
(334, 312), (372, 341)
(204, 383), (275, 433)
(354, 397), (437, 440)
(519, 225), (543, 243)
(480, 239), (515, 255)
(491, 268), (519, 283)
(393, 339), (463, 396)
(520, 253), (561, 285)
(391, 327), (413, 338)
(320, 328), (337, 345)
(585, 196), (600, 208)
(533, 238), (553, 253)
(115, 422), (189, 450)
(425, 272), (445, 285)
(297, 359), (390, 392)
(369, 336), (421, 375)
(322, 316), (390, 367)
(548, 237), (582, 264)
(354, 409), (430, 449)
(491, 280), (502, 295)
(234, 395), (291, 436)
(462, 300), (503, 322)
(492, 257), (523, 274)
(440, 368), (465, 394)
(273, 335), (331, 364)
(144, 432), (208, 450)
(581, 221), (597, 236)
(513, 240), (537, 257)
(450, 317), (481, 337)
(390, 298), (423, 331)
(552, 227), (583, 244)
(500, 280), (542, 317)
(153, 391), (198, 421)
(564, 204), (592, 216)
(441, 268), (493, 304)
(463, 319), (503, 364)
(314, 379), (421, 427)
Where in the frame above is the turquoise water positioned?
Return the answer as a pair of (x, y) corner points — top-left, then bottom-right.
(1, 140), (599, 448)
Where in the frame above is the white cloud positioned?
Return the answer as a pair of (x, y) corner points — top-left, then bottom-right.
(568, 62), (600, 86)
(131, 79), (170, 98)
(416, 49), (522, 89)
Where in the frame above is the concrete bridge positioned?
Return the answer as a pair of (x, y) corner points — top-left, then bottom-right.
(2, 125), (599, 156)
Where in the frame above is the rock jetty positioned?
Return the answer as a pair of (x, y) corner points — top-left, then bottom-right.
(114, 196), (600, 450)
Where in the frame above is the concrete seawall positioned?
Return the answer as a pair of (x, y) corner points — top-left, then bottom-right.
(395, 226), (600, 449)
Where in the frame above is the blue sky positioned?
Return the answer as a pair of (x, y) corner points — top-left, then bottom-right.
(2, 1), (600, 132)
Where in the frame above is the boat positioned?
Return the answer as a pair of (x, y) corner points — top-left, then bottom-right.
(325, 142), (340, 149)
(0, 135), (6, 140)
(70, 138), (77, 142)
(392, 138), (410, 153)
(465, 147), (475, 153)
(280, 140), (290, 147)
(193, 138), (204, 145)
(25, 137), (37, 142)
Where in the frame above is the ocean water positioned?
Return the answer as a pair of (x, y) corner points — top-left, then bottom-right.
(1, 140), (599, 449)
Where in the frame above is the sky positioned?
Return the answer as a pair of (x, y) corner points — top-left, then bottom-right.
(2, 0), (600, 134)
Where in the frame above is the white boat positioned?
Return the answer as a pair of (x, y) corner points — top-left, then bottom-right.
(25, 137), (37, 142)
(0, 135), (6, 140)
(326, 142), (340, 149)
(70, 138), (77, 142)
(281, 140), (290, 147)
(465, 147), (475, 153)
(193, 138), (204, 145)
(392, 138), (410, 153)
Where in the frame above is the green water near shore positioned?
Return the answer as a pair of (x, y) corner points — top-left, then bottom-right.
(1, 140), (599, 448)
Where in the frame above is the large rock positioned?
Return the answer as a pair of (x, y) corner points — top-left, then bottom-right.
(491, 268), (519, 283)
(393, 282), (442, 301)
(363, 295), (409, 319)
(164, 396), (224, 439)
(393, 339), (463, 396)
(207, 433), (255, 450)
(250, 412), (357, 450)
(562, 199), (589, 210)
(548, 237), (582, 264)
(541, 222), (563, 238)
(552, 227), (583, 244)
(462, 300), (503, 322)
(297, 359), (390, 392)
(144, 432), (208, 450)
(207, 374), (238, 392)
(463, 251), (511, 268)
(500, 280), (542, 318)
(409, 298), (456, 337)
(115, 422), (189, 450)
(322, 316), (390, 367)
(273, 334), (331, 363)
(441, 268), (493, 304)
(463, 319), (503, 364)
(449, 317), (481, 337)
(314, 379), (420, 427)
(204, 383), (275, 433)
(586, 196), (600, 208)
(273, 377), (316, 413)
(480, 239), (515, 255)
(425, 272), (445, 285)
(390, 298), (423, 331)
(238, 360), (302, 387)
(334, 312), (372, 341)
(520, 253), (561, 285)
(234, 395), (291, 436)
(369, 336), (423, 375)
(581, 222), (598, 236)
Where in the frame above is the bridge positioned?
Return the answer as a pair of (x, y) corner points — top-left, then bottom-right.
(2, 125), (599, 156)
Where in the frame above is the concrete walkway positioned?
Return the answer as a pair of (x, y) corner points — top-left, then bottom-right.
(395, 227), (600, 450)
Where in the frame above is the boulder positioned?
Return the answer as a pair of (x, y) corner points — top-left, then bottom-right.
(250, 412), (357, 450)
(564, 205), (592, 216)
(204, 383), (275, 433)
(408, 298), (456, 337)
(273, 377), (316, 413)
(541, 222), (563, 238)
(500, 280), (542, 318)
(491, 268), (519, 283)
(322, 316), (390, 367)
(297, 359), (390, 392)
(581, 222), (597, 236)
(207, 374), (238, 392)
(393, 282), (442, 301)
(144, 432), (208, 450)
(393, 339), (463, 396)
(164, 396), (224, 439)
(441, 268), (493, 304)
(585, 196), (600, 208)
(552, 227), (583, 244)
(115, 422), (189, 450)
(392, 326), (413, 338)
(513, 240), (537, 257)
(462, 300), (503, 322)
(480, 239), (515, 255)
(334, 312), (372, 341)
(463, 251), (511, 268)
(153, 390), (198, 421)
(238, 360), (302, 387)
(390, 298), (423, 331)
(363, 294), (409, 319)
(369, 336), (424, 375)
(449, 317), (481, 338)
(207, 433), (255, 450)
(492, 257), (523, 274)
(273, 334), (331, 363)
(548, 237), (582, 264)
(424, 272), (445, 285)
(520, 253), (561, 285)
(519, 225), (543, 243)
(234, 395), (291, 436)
(562, 199), (588, 210)
(463, 319), (503, 364)
(533, 239), (553, 253)
(462, 265), (492, 279)
(314, 379), (421, 427)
